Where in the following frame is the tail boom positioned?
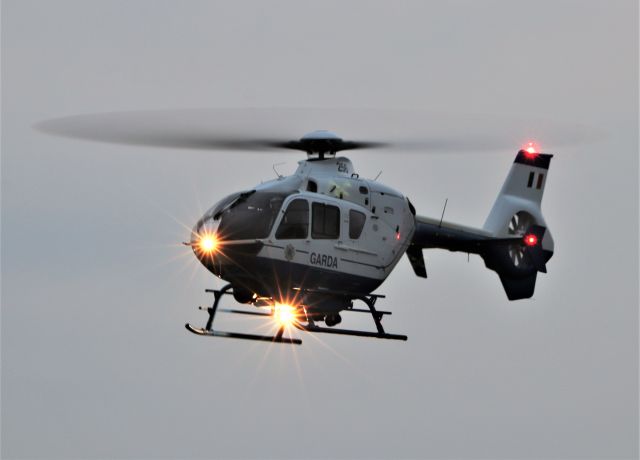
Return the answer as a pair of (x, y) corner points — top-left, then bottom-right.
(407, 149), (555, 300)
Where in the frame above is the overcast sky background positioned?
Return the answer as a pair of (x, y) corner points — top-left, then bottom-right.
(2, 1), (638, 459)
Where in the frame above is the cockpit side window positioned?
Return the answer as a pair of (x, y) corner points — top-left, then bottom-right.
(275, 199), (309, 239)
(311, 203), (340, 239)
(349, 210), (366, 239)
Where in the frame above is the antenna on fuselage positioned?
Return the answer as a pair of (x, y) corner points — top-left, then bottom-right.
(272, 162), (284, 178)
(438, 198), (448, 228)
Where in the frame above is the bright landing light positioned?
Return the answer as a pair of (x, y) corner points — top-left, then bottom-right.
(198, 234), (218, 253)
(273, 303), (296, 326)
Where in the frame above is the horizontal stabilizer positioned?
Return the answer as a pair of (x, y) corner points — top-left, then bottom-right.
(406, 245), (427, 278)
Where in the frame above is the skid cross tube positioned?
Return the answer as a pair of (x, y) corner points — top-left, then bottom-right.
(359, 295), (385, 335)
(204, 284), (233, 330)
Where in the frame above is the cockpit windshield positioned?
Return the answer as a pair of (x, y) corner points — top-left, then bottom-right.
(206, 192), (243, 221)
(217, 191), (287, 240)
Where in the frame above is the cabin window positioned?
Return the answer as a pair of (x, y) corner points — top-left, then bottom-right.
(275, 199), (309, 239)
(349, 210), (366, 239)
(312, 203), (340, 239)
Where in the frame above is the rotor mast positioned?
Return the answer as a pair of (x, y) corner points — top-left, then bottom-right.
(288, 130), (340, 160)
(281, 130), (380, 160)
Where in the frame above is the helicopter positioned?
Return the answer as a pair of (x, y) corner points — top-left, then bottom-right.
(182, 130), (554, 345)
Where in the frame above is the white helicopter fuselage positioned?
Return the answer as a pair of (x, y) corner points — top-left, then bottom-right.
(261, 157), (415, 284)
(192, 156), (415, 309)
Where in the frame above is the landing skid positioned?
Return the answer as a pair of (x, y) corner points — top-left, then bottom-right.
(293, 322), (407, 341)
(185, 284), (408, 345)
(185, 324), (302, 344)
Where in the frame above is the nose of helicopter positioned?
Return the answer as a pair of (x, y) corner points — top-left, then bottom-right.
(189, 215), (264, 279)
(191, 216), (218, 251)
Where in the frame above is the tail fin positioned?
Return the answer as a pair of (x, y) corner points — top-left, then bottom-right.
(481, 150), (555, 300)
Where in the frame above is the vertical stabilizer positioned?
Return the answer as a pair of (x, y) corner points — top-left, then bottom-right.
(481, 149), (555, 299)
(484, 150), (553, 237)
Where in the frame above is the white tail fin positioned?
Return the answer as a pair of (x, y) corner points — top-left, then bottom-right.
(480, 150), (555, 299)
(484, 150), (554, 248)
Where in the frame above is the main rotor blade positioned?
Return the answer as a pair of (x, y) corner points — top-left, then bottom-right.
(35, 109), (394, 152)
(36, 110), (292, 151)
(35, 108), (605, 153)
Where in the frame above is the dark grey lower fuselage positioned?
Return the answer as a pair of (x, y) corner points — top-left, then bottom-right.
(198, 242), (383, 315)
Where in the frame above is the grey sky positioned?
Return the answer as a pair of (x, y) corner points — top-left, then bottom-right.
(2, 1), (638, 459)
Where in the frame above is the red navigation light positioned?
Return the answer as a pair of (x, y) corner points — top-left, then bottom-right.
(524, 234), (538, 246)
(522, 142), (539, 156)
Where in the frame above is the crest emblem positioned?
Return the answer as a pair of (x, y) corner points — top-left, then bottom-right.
(284, 244), (296, 261)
